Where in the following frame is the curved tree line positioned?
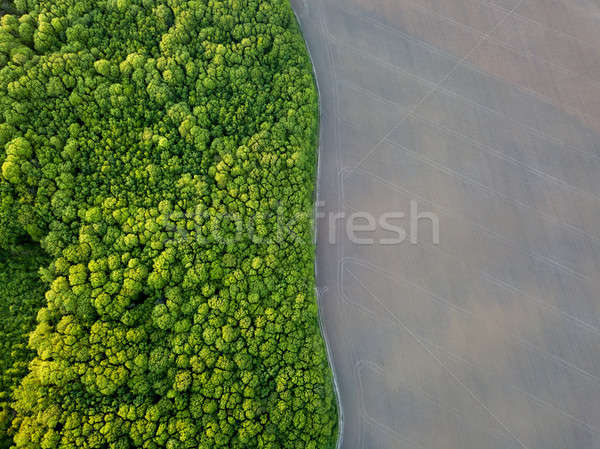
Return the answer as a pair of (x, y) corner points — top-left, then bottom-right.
(0, 0), (337, 447)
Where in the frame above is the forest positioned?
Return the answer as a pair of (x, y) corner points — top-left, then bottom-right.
(0, 0), (338, 448)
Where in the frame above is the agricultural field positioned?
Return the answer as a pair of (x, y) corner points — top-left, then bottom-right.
(292, 0), (600, 448)
(0, 1), (337, 448)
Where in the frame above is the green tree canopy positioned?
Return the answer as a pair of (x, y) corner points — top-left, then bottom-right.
(0, 0), (337, 448)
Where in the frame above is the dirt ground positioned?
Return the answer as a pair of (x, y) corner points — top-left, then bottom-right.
(292, 0), (600, 447)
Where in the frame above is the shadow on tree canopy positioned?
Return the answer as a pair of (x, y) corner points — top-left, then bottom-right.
(0, 1), (338, 448)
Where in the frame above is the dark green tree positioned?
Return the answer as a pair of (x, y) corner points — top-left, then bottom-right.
(0, 1), (337, 448)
